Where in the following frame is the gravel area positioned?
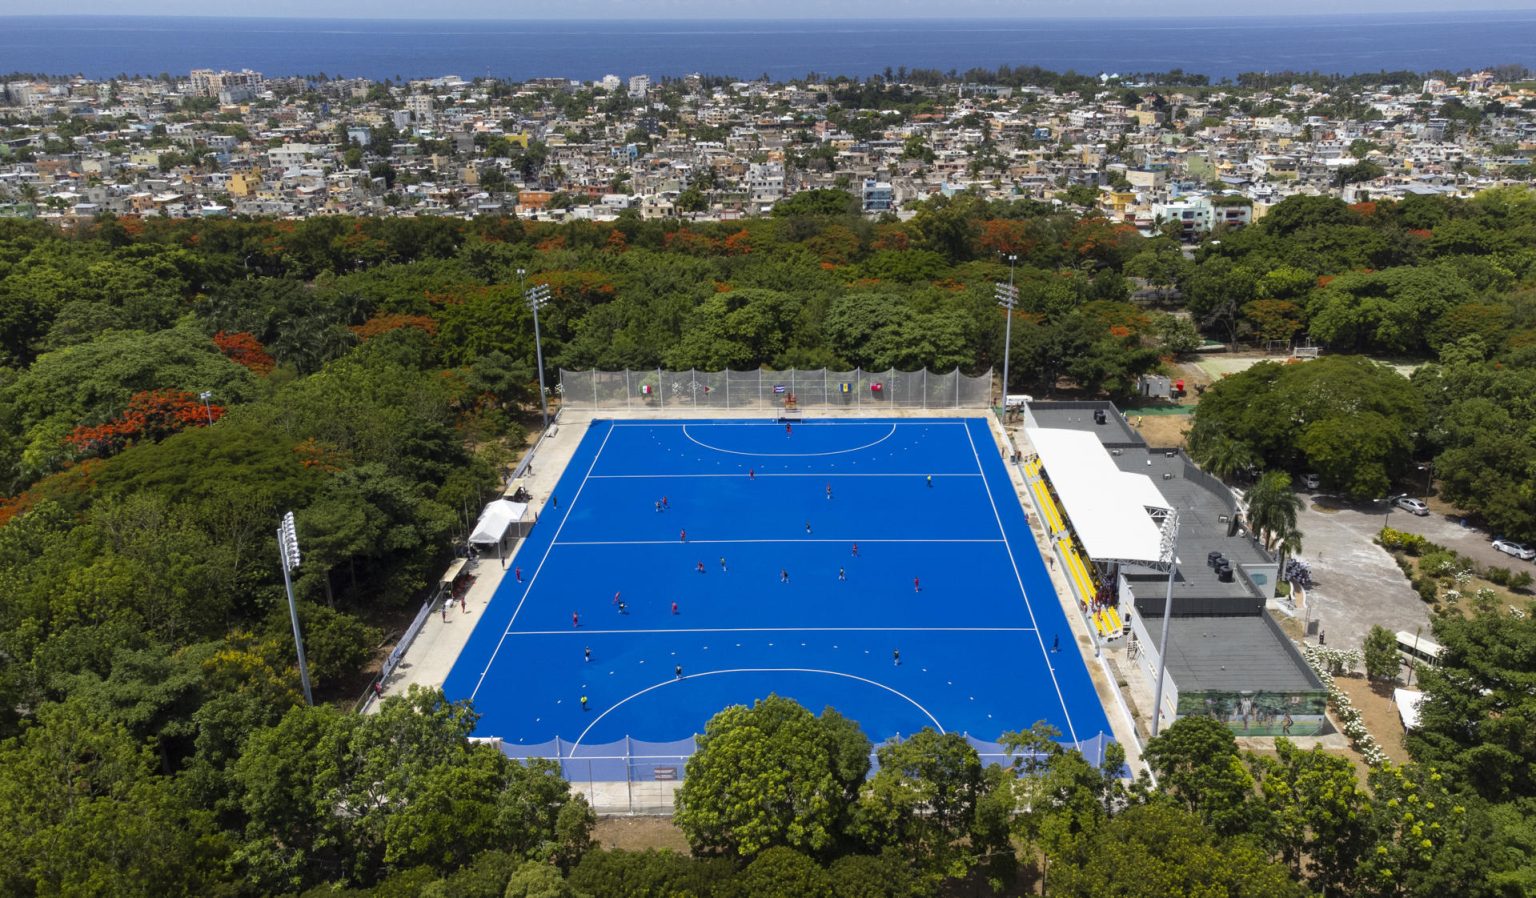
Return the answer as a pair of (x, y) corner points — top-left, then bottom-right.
(1292, 494), (1431, 654)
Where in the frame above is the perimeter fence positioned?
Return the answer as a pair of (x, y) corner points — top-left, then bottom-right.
(558, 367), (993, 412)
(483, 732), (1117, 814)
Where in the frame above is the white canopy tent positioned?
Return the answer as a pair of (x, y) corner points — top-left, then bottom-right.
(469, 499), (529, 565)
(1027, 427), (1172, 568)
(1394, 688), (1425, 731)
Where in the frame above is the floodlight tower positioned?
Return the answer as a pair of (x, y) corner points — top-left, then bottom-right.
(1150, 511), (1180, 737)
(995, 254), (1019, 408)
(198, 390), (215, 426)
(277, 511), (314, 705)
(518, 267), (553, 431)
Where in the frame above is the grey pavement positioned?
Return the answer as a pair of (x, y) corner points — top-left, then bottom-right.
(1288, 493), (1430, 654)
(1381, 502), (1536, 577)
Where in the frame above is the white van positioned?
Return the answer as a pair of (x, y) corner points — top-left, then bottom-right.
(1396, 631), (1443, 668)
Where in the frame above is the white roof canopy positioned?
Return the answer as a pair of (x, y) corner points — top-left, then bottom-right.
(469, 499), (528, 545)
(1027, 427), (1171, 568)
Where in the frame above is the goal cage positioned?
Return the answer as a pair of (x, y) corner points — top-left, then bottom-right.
(558, 367), (994, 411)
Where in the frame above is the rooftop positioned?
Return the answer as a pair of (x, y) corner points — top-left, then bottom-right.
(1114, 446), (1271, 609)
(1028, 401), (1274, 611)
(1028, 402), (1141, 446)
(1153, 613), (1323, 694)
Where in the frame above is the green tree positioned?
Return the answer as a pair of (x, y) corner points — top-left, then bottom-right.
(1150, 312), (1202, 358)
(825, 851), (920, 898)
(0, 701), (228, 898)
(1180, 255), (1256, 344)
(1003, 723), (1125, 887)
(674, 695), (865, 859)
(771, 189), (859, 217)
(502, 860), (584, 898)
(1364, 624), (1403, 682)
(1048, 803), (1308, 898)
(1359, 764), (1518, 898)
(1124, 240), (1191, 303)
(1060, 184), (1101, 208)
(1297, 412), (1409, 500)
(1193, 433), (1257, 483)
(676, 185), (708, 213)
(853, 728), (986, 877)
(1244, 471), (1303, 553)
(1143, 715), (1262, 837)
(1190, 356), (1422, 497)
(1252, 738), (1372, 894)
(232, 686), (586, 889)
(1260, 194), (1359, 236)
(567, 849), (733, 898)
(728, 846), (832, 898)
(1409, 610), (1536, 801)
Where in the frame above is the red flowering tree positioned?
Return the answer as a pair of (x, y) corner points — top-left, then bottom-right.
(213, 331), (277, 375)
(349, 314), (439, 342)
(66, 389), (225, 458)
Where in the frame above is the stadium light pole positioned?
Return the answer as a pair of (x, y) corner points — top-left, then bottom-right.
(198, 390), (215, 426)
(995, 254), (1018, 410)
(519, 268), (553, 431)
(1150, 513), (1179, 738)
(277, 511), (314, 706)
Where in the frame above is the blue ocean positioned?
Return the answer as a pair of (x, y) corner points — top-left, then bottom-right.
(2, 13), (1535, 82)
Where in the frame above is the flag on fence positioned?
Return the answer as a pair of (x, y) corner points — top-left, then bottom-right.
(773, 384), (786, 394)
(839, 382), (851, 394)
(871, 382), (883, 393)
(642, 384), (652, 395)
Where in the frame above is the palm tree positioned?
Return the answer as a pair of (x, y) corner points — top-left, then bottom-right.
(1193, 433), (1255, 484)
(1245, 471), (1304, 554)
(1272, 528), (1305, 596)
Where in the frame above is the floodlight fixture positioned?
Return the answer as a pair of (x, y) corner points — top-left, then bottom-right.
(526, 282), (553, 430)
(277, 510), (313, 705)
(995, 253), (1019, 406)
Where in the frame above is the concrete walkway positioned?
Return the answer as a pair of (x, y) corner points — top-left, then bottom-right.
(1004, 420), (1147, 776)
(372, 417), (592, 706)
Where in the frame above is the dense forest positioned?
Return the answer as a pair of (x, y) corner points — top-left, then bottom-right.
(2, 186), (1536, 894)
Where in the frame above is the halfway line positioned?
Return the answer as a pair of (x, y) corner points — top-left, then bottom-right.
(555, 538), (1005, 546)
(588, 472), (982, 479)
(505, 625), (1039, 636)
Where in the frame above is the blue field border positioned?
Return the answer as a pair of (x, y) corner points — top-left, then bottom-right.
(442, 417), (1110, 751)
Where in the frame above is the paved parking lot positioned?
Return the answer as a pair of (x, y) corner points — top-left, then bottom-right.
(1386, 498), (1536, 576)
(1292, 494), (1431, 653)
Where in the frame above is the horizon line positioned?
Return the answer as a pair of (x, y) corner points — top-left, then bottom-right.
(4, 8), (1536, 22)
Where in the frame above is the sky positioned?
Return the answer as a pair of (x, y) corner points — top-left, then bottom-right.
(5, 1), (1535, 18)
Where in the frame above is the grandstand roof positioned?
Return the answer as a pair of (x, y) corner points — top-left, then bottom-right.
(1028, 426), (1171, 568)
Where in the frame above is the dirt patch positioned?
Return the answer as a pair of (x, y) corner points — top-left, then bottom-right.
(1132, 412), (1193, 449)
(1332, 674), (1411, 766)
(592, 816), (691, 853)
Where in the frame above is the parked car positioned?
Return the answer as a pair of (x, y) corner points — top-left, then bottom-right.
(1302, 473), (1320, 490)
(1492, 539), (1536, 561)
(1392, 495), (1430, 516)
